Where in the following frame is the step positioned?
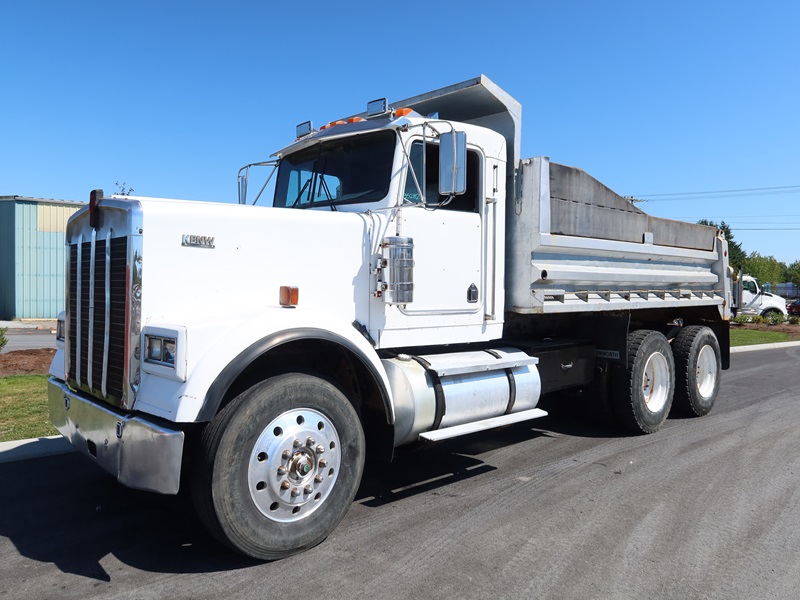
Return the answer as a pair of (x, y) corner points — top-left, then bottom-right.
(418, 408), (548, 442)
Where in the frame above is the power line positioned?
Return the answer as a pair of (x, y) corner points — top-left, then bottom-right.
(674, 215), (800, 219)
(638, 185), (800, 198)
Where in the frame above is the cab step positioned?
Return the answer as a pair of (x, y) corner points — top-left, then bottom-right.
(418, 408), (548, 442)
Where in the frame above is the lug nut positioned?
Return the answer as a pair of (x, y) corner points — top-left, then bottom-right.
(293, 439), (302, 448)
(282, 450), (292, 460)
(306, 437), (316, 447)
(281, 481), (291, 490)
(314, 474), (324, 483)
(315, 445), (325, 454)
(291, 487), (301, 497)
(277, 466), (288, 476)
(304, 485), (314, 494)
(319, 459), (328, 468)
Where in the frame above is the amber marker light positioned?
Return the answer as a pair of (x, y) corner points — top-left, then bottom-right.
(394, 107), (413, 117)
(280, 286), (299, 307)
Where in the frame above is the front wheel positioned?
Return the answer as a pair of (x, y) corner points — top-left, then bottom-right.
(612, 330), (675, 434)
(192, 373), (365, 560)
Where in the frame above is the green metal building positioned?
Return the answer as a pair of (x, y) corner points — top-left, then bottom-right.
(0, 196), (84, 319)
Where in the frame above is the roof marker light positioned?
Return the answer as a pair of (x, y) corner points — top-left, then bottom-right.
(321, 120), (347, 131)
(347, 117), (365, 123)
(394, 107), (413, 117)
(280, 286), (299, 307)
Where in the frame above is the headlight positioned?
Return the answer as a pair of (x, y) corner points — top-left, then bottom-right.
(145, 335), (177, 367)
(56, 311), (66, 344)
(141, 325), (187, 382)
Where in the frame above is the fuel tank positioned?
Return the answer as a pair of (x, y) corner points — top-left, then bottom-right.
(383, 347), (540, 446)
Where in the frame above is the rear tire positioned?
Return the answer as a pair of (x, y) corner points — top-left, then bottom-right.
(672, 326), (720, 417)
(612, 330), (675, 434)
(192, 373), (365, 560)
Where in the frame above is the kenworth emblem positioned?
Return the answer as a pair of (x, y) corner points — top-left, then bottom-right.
(182, 234), (215, 249)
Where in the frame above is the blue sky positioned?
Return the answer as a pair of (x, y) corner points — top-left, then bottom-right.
(2, 1), (798, 264)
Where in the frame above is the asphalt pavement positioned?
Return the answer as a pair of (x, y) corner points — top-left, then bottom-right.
(0, 320), (58, 354)
(1, 346), (799, 599)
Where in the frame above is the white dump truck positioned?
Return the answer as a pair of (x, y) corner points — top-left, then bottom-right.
(49, 76), (732, 560)
(733, 274), (787, 318)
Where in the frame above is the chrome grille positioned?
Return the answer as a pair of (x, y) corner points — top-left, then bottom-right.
(68, 236), (128, 403)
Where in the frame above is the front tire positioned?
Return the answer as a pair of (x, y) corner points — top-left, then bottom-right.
(612, 330), (675, 434)
(192, 373), (365, 560)
(672, 326), (720, 417)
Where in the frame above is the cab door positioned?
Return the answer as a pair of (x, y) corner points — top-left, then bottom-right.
(369, 138), (499, 347)
(740, 279), (760, 314)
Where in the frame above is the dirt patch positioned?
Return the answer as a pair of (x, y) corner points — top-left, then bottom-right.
(0, 349), (56, 376)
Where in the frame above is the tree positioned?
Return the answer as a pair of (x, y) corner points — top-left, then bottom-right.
(743, 251), (783, 286)
(696, 219), (746, 271)
(114, 181), (134, 196)
(784, 260), (800, 286)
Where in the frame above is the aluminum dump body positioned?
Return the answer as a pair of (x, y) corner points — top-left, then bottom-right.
(390, 75), (731, 318)
(506, 157), (730, 316)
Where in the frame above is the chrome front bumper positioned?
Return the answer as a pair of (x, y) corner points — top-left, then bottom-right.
(48, 377), (184, 494)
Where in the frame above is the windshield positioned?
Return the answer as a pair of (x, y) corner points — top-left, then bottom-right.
(273, 130), (396, 209)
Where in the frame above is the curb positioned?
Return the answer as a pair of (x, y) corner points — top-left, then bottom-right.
(0, 435), (75, 464)
(2, 341), (800, 465)
(729, 340), (800, 353)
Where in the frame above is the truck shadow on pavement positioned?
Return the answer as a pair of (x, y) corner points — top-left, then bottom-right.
(0, 406), (623, 581)
(355, 395), (631, 509)
(0, 453), (260, 581)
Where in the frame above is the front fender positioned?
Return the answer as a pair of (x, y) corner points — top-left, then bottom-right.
(196, 326), (395, 423)
(157, 308), (394, 424)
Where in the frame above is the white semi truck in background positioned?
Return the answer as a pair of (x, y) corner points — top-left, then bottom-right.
(734, 274), (788, 318)
(49, 76), (733, 560)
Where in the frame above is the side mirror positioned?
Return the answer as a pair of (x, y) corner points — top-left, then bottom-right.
(439, 131), (467, 195)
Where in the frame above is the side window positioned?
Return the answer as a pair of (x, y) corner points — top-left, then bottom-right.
(403, 143), (424, 203)
(403, 141), (481, 212)
(743, 281), (757, 293)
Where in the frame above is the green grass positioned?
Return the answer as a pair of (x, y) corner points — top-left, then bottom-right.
(729, 328), (793, 347)
(0, 375), (57, 443)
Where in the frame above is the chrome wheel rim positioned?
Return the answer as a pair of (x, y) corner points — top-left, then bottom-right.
(695, 345), (717, 399)
(248, 408), (341, 523)
(642, 352), (670, 413)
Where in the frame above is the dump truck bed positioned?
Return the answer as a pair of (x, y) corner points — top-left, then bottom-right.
(506, 157), (730, 316)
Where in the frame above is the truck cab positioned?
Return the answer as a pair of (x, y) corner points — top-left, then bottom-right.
(735, 275), (788, 318)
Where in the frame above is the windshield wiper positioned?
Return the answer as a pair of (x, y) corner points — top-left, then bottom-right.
(290, 177), (313, 208)
(318, 175), (336, 210)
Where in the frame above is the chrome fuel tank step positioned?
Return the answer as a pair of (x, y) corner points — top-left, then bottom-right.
(382, 347), (541, 446)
